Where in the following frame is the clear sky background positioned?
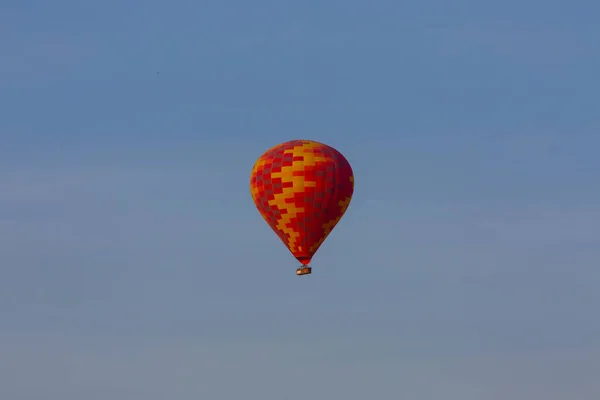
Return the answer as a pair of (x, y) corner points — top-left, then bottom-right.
(1, 0), (599, 399)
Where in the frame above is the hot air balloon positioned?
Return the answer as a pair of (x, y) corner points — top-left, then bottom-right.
(250, 139), (354, 276)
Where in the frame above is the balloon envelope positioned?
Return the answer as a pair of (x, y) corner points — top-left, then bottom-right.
(250, 139), (354, 267)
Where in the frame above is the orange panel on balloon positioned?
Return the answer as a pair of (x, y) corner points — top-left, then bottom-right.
(250, 140), (354, 266)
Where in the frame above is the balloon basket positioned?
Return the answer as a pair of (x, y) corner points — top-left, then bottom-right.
(296, 266), (312, 276)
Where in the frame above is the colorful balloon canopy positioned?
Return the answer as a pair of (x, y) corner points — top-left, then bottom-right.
(250, 140), (354, 272)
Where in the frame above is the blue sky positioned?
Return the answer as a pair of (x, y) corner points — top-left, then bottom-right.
(1, 0), (599, 398)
